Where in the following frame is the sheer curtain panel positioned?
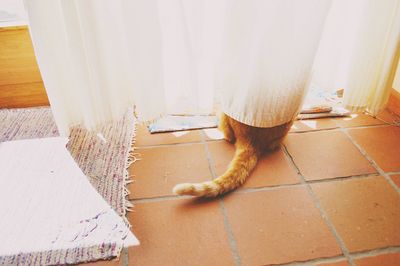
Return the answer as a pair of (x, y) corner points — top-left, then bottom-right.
(24, 0), (400, 133)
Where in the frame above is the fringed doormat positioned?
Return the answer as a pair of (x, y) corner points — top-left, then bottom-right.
(0, 107), (137, 265)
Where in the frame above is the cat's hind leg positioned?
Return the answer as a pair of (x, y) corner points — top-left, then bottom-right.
(219, 113), (236, 143)
(265, 136), (285, 151)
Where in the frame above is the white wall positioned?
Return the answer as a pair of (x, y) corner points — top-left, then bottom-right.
(0, 0), (27, 27)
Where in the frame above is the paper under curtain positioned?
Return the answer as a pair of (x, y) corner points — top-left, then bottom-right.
(24, 0), (400, 134)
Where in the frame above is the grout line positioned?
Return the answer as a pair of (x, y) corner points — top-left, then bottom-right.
(341, 128), (400, 195)
(199, 131), (218, 181)
(129, 173), (382, 203)
(136, 140), (204, 149)
(329, 113), (387, 128)
(218, 200), (242, 266)
(234, 173), (381, 194)
(387, 171), (400, 176)
(289, 127), (339, 134)
(275, 245), (400, 265)
(282, 145), (355, 266)
(204, 138), (226, 143)
(305, 173), (380, 184)
(236, 183), (305, 194)
(350, 245), (400, 259)
(130, 194), (191, 204)
(201, 130), (242, 266)
(288, 123), (390, 135)
(278, 255), (347, 266)
(120, 248), (129, 266)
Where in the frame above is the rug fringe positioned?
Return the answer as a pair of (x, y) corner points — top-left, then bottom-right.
(122, 109), (138, 228)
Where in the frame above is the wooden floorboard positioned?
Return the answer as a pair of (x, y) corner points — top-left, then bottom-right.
(0, 82), (49, 108)
(0, 26), (49, 108)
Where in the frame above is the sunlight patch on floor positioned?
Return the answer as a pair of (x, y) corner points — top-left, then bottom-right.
(171, 131), (191, 138)
(203, 128), (224, 140)
(296, 120), (318, 130)
(343, 113), (359, 121)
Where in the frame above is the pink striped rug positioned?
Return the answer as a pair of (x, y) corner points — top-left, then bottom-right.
(0, 107), (136, 265)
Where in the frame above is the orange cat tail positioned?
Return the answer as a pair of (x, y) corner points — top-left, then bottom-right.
(173, 145), (258, 197)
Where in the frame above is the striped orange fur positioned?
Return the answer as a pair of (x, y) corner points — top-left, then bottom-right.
(173, 113), (293, 197)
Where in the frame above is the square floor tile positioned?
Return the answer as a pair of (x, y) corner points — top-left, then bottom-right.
(333, 113), (384, 128)
(390, 175), (400, 189)
(135, 125), (202, 146)
(354, 253), (400, 266)
(223, 187), (342, 265)
(128, 198), (234, 266)
(207, 141), (300, 188)
(291, 119), (338, 133)
(311, 176), (400, 252)
(128, 144), (212, 199)
(349, 126), (400, 172)
(284, 131), (375, 180)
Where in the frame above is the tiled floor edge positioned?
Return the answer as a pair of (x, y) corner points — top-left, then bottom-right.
(282, 145), (355, 266)
(341, 128), (400, 195)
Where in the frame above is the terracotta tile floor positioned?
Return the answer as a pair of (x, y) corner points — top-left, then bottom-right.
(89, 110), (400, 266)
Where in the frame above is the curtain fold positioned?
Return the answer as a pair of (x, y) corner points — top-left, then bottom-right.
(218, 0), (332, 127)
(24, 0), (166, 135)
(24, 0), (400, 134)
(312, 0), (400, 115)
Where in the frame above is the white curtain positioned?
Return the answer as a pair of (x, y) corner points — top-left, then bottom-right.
(24, 0), (166, 135)
(218, 0), (331, 127)
(24, 0), (400, 134)
(312, 0), (400, 114)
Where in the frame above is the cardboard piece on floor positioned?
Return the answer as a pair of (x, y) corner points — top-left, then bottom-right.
(148, 107), (350, 134)
(297, 107), (351, 120)
(148, 115), (218, 133)
(0, 137), (138, 257)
